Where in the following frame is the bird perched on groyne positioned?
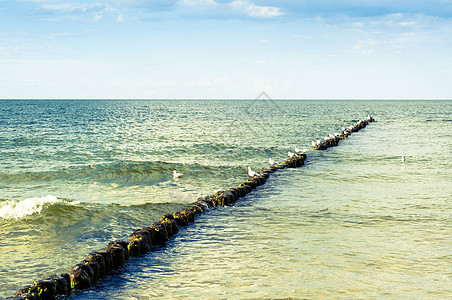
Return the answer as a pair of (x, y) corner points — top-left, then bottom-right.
(269, 158), (277, 166)
(248, 167), (257, 177)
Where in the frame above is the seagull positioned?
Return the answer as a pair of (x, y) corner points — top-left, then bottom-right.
(295, 146), (302, 153)
(248, 167), (257, 177)
(173, 170), (184, 179)
(316, 140), (321, 145)
(288, 151), (295, 158)
(269, 158), (277, 165)
(311, 141), (316, 147)
(401, 156), (406, 162)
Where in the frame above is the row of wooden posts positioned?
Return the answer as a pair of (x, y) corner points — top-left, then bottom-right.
(9, 116), (374, 300)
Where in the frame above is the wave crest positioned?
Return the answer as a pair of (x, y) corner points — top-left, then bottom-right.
(0, 195), (77, 220)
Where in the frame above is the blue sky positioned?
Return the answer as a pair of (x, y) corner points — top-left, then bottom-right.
(1, 0), (451, 99)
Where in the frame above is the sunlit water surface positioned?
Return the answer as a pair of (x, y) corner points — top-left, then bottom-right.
(0, 100), (450, 299)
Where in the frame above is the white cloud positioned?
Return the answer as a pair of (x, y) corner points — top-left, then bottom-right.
(94, 14), (102, 22)
(229, 0), (284, 18)
(117, 13), (124, 22)
(16, 0), (285, 22)
(178, 0), (217, 7)
(399, 21), (416, 26)
(39, 2), (106, 14)
(350, 38), (377, 54)
(14, 1), (122, 22)
(176, 0), (283, 18)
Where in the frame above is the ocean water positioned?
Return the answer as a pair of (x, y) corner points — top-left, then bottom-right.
(0, 100), (451, 299)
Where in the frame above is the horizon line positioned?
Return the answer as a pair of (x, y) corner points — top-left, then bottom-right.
(1, 98), (451, 101)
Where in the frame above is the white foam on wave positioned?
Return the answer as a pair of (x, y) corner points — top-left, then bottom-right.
(0, 195), (77, 220)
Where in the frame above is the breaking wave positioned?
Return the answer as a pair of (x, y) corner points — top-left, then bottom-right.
(0, 195), (79, 220)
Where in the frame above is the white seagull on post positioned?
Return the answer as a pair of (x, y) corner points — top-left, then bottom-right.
(269, 158), (277, 165)
(248, 167), (257, 177)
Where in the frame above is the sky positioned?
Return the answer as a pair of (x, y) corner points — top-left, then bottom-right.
(1, 0), (452, 99)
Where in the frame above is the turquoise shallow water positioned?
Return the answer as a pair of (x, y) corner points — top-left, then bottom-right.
(0, 100), (451, 299)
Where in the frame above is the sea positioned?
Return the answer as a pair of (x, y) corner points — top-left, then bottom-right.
(0, 99), (451, 299)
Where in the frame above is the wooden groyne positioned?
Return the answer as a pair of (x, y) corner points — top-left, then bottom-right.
(8, 116), (375, 300)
